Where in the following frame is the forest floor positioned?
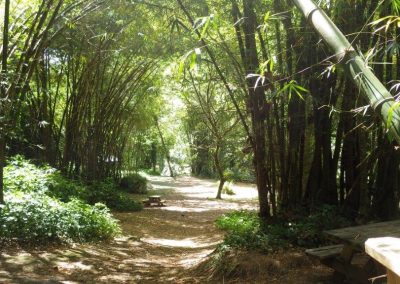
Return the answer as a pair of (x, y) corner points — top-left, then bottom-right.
(0, 176), (334, 283)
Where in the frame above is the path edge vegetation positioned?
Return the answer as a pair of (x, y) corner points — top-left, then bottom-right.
(0, 156), (148, 245)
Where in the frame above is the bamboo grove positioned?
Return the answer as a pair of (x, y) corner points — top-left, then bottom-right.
(175, 0), (400, 220)
(0, 0), (158, 190)
(1, 0), (400, 221)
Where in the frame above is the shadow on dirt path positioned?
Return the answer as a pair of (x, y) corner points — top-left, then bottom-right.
(0, 175), (258, 283)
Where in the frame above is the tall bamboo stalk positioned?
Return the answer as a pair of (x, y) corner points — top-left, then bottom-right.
(292, 0), (400, 143)
(0, 0), (10, 204)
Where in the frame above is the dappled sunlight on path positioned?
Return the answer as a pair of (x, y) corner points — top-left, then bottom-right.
(0, 175), (258, 283)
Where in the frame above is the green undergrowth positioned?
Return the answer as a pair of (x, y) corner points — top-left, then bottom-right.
(120, 173), (148, 194)
(216, 206), (351, 253)
(5, 158), (144, 212)
(0, 156), (144, 244)
(222, 181), (235, 195)
(0, 195), (120, 243)
(142, 169), (161, 176)
(223, 168), (255, 183)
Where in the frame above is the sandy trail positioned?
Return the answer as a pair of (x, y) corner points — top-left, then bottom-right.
(0, 175), (258, 283)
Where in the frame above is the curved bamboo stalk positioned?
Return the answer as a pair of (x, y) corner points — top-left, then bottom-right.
(292, 0), (400, 143)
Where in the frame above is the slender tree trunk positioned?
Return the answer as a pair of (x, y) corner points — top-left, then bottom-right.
(371, 136), (400, 220)
(151, 142), (157, 172)
(242, 0), (270, 219)
(272, 0), (288, 207)
(38, 52), (56, 165)
(0, 0), (10, 205)
(214, 143), (225, 199)
(155, 117), (174, 177)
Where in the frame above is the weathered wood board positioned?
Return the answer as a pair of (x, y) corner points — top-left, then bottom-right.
(365, 237), (400, 284)
(306, 244), (344, 260)
(325, 220), (400, 249)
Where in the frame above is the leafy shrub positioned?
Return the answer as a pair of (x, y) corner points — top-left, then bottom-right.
(0, 156), (142, 244)
(4, 156), (55, 194)
(216, 211), (271, 251)
(46, 172), (87, 202)
(119, 173), (147, 194)
(87, 179), (143, 212)
(4, 157), (143, 212)
(285, 206), (351, 247)
(223, 168), (255, 183)
(144, 169), (161, 176)
(0, 193), (120, 243)
(222, 182), (235, 195)
(216, 206), (351, 252)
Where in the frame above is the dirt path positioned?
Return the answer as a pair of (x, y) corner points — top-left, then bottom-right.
(0, 176), (259, 284)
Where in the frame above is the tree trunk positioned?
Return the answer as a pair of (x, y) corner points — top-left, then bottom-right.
(242, 0), (270, 219)
(0, 0), (10, 204)
(38, 52), (56, 166)
(214, 143), (225, 199)
(371, 136), (400, 220)
(151, 142), (157, 173)
(155, 117), (174, 177)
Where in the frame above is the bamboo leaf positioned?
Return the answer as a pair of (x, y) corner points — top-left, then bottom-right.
(200, 17), (210, 39)
(387, 102), (400, 129)
(178, 50), (194, 75)
(190, 52), (197, 70)
(264, 11), (271, 23)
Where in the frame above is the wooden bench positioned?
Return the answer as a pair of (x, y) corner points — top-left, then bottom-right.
(143, 195), (165, 207)
(306, 244), (344, 262)
(306, 220), (400, 284)
(365, 237), (400, 284)
(305, 220), (400, 283)
(307, 244), (382, 283)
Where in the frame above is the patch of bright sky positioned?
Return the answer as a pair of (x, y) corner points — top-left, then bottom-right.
(158, 63), (191, 174)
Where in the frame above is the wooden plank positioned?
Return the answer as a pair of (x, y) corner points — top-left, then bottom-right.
(365, 237), (400, 278)
(305, 244), (344, 260)
(324, 220), (400, 249)
(388, 270), (400, 284)
(325, 257), (371, 284)
(339, 244), (356, 263)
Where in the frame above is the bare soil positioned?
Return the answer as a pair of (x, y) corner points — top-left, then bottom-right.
(0, 176), (334, 283)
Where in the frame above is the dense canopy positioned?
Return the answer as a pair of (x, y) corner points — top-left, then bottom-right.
(1, 0), (400, 282)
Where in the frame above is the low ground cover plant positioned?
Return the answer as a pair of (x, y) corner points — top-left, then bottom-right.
(216, 206), (351, 252)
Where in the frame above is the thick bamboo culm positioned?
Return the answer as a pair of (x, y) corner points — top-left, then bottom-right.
(292, 0), (400, 143)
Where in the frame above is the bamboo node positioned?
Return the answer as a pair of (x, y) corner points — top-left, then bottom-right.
(372, 97), (395, 110)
